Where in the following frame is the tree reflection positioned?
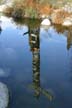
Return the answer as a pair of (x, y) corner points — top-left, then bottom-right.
(23, 26), (53, 100)
(54, 25), (72, 50)
(0, 26), (2, 34)
(66, 27), (72, 50)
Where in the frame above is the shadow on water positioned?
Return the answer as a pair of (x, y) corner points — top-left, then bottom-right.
(23, 25), (53, 101)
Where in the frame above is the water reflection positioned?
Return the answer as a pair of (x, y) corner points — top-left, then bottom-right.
(54, 25), (72, 50)
(0, 26), (2, 34)
(14, 17), (72, 50)
(67, 28), (72, 50)
(0, 20), (2, 34)
(29, 28), (40, 99)
(0, 16), (72, 107)
(23, 26), (53, 100)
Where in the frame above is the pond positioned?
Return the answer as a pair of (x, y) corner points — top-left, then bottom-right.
(0, 16), (72, 108)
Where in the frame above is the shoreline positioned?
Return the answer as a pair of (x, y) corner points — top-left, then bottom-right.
(0, 1), (72, 26)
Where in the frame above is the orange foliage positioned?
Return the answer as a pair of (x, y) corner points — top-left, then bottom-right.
(39, 4), (53, 15)
(53, 10), (70, 24)
(26, 0), (36, 8)
(25, 0), (53, 16)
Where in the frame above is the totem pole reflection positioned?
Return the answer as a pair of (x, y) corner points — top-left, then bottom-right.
(23, 26), (53, 100)
(29, 28), (40, 99)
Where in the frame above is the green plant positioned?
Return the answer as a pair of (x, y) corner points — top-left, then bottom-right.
(25, 7), (39, 19)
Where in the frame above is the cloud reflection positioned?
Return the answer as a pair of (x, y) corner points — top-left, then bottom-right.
(0, 47), (17, 61)
(0, 16), (16, 30)
(0, 68), (10, 77)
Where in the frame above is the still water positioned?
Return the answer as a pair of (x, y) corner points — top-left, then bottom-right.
(0, 16), (72, 108)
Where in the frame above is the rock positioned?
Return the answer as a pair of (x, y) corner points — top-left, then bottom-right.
(62, 2), (72, 13)
(40, 19), (51, 30)
(40, 14), (49, 19)
(0, 5), (6, 12)
(62, 16), (72, 26)
(0, 82), (9, 108)
(0, 1), (12, 12)
(41, 19), (51, 26)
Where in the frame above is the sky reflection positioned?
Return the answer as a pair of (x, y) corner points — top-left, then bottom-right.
(0, 16), (72, 108)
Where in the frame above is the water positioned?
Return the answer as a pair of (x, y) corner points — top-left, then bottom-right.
(0, 16), (72, 108)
